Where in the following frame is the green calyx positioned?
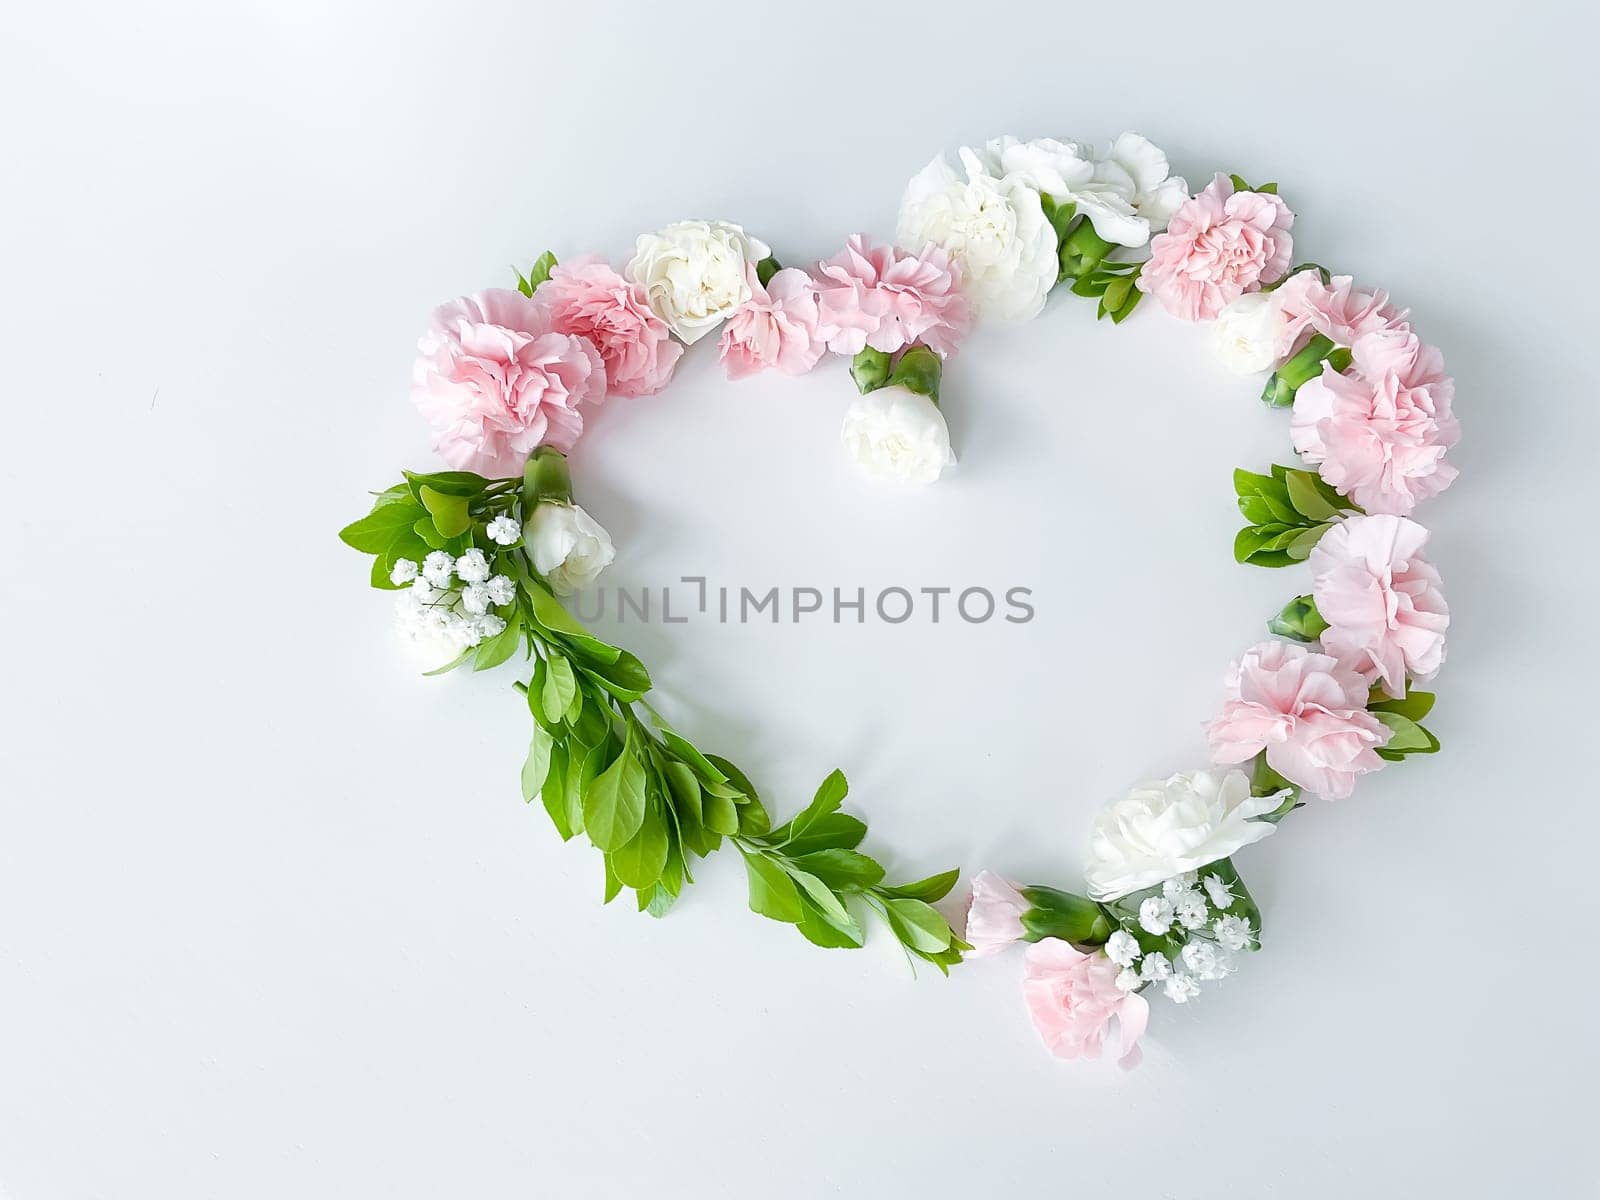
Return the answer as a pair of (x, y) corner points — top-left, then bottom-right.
(1268, 594), (1329, 643)
(1057, 218), (1117, 280)
(1018, 885), (1113, 947)
(522, 446), (573, 511)
(852, 344), (943, 404)
(1261, 334), (1353, 408)
(515, 250), (558, 297)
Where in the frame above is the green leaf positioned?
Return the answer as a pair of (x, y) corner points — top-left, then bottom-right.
(1284, 470), (1340, 522)
(788, 868), (853, 926)
(742, 852), (803, 923)
(540, 742), (574, 840)
(1285, 522), (1330, 561)
(1373, 710), (1437, 755)
(790, 849), (884, 892)
(610, 800), (670, 890)
(418, 486), (471, 539)
(339, 502), (426, 554)
(781, 813), (868, 856)
(473, 607), (523, 671)
(790, 769), (847, 838)
(516, 250), (557, 296)
(882, 898), (952, 954)
(1369, 689), (1436, 723)
(582, 649), (652, 701)
(520, 723), (553, 802)
(795, 894), (866, 949)
(704, 754), (760, 804)
(881, 868), (959, 903)
(662, 760), (703, 824)
(583, 732), (647, 851)
(541, 652), (578, 723)
(658, 729), (728, 786)
(403, 469), (493, 497)
(702, 789), (740, 837)
(524, 582), (623, 665)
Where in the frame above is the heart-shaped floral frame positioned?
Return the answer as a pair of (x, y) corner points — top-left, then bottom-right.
(340, 133), (1456, 1067)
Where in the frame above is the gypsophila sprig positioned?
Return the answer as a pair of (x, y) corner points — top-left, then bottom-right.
(343, 127), (1455, 1066)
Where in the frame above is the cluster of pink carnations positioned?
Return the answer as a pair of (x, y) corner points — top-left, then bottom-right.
(408, 234), (969, 479)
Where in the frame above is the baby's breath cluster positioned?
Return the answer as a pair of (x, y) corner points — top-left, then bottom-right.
(1106, 870), (1258, 1005)
(392, 549), (516, 662)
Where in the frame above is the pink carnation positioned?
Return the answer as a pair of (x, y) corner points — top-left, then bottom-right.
(1311, 514), (1448, 699)
(1022, 940), (1148, 1068)
(1137, 174), (1295, 321)
(411, 289), (605, 477)
(529, 256), (682, 398)
(1275, 271), (1409, 356)
(964, 870), (1028, 958)
(717, 266), (828, 380)
(814, 235), (970, 357)
(1206, 641), (1390, 801)
(1291, 328), (1459, 515)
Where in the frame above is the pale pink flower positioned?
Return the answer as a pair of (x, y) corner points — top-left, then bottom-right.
(529, 256), (682, 398)
(814, 236), (970, 357)
(1137, 174), (1295, 321)
(1311, 514), (1448, 698)
(1292, 328), (1459, 515)
(1206, 641), (1390, 801)
(964, 871), (1028, 957)
(717, 267), (828, 380)
(1274, 271), (1409, 356)
(1022, 939), (1149, 1068)
(411, 290), (605, 477)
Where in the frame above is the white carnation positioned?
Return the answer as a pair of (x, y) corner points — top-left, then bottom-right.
(626, 220), (769, 344)
(840, 385), (955, 486)
(525, 502), (615, 596)
(896, 147), (1058, 322)
(1083, 768), (1289, 902)
(1210, 292), (1287, 374)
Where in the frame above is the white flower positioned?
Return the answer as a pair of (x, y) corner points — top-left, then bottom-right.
(476, 613), (507, 639)
(1138, 896), (1175, 936)
(1164, 973), (1202, 1004)
(421, 551), (455, 588)
(1115, 968), (1143, 993)
(1089, 133), (1189, 236)
(486, 575), (516, 606)
(895, 147), (1058, 321)
(486, 514), (521, 546)
(840, 385), (955, 485)
(1105, 930), (1142, 967)
(1083, 768), (1289, 902)
(982, 133), (1188, 249)
(1210, 292), (1287, 374)
(525, 502), (615, 596)
(455, 548), (491, 584)
(1213, 915), (1255, 952)
(1181, 941), (1233, 982)
(1173, 890), (1209, 931)
(963, 871), (1028, 958)
(409, 578), (441, 605)
(1140, 951), (1172, 982)
(389, 559), (419, 585)
(460, 582), (491, 615)
(1161, 872), (1199, 898)
(393, 590), (465, 672)
(1202, 873), (1236, 911)
(625, 220), (770, 344)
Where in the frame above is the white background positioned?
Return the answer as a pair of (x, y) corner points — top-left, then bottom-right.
(4, 2), (1597, 1196)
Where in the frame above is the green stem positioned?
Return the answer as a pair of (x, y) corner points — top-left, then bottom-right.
(1262, 334), (1336, 407)
(885, 344), (942, 403)
(1058, 219), (1117, 280)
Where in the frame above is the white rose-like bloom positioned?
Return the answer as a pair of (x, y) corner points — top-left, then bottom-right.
(982, 133), (1188, 249)
(625, 220), (770, 344)
(896, 147), (1058, 321)
(524, 502), (616, 596)
(1083, 769), (1290, 902)
(1210, 292), (1287, 374)
(840, 385), (955, 485)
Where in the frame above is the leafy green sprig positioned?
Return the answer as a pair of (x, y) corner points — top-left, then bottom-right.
(1232, 463), (1360, 567)
(1041, 193), (1144, 323)
(341, 455), (967, 968)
